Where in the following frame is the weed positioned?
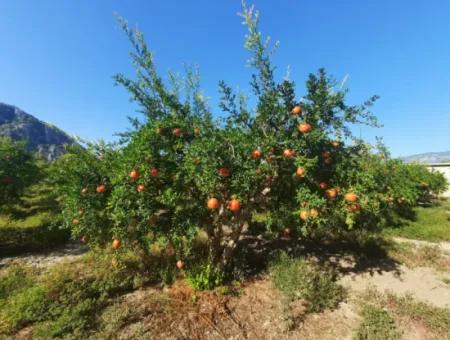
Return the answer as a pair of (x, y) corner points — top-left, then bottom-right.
(358, 288), (450, 337)
(186, 262), (223, 291)
(388, 293), (450, 336)
(269, 252), (346, 314)
(92, 303), (136, 339)
(353, 304), (401, 340)
(388, 242), (450, 272)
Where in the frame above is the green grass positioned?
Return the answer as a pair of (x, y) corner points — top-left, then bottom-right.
(0, 211), (55, 229)
(0, 182), (68, 254)
(0, 250), (179, 338)
(384, 198), (450, 242)
(0, 182), (58, 229)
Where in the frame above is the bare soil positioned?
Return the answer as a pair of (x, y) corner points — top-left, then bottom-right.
(341, 264), (450, 308)
(2, 238), (450, 339)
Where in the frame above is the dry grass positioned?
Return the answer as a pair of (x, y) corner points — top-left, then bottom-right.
(356, 288), (450, 339)
(387, 241), (450, 273)
(91, 277), (357, 340)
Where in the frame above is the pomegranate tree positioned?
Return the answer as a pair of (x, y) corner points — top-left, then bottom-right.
(56, 5), (447, 279)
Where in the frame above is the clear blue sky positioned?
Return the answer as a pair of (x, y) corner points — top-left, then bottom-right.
(1, 0), (449, 157)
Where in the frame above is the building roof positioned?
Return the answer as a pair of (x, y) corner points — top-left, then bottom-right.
(427, 163), (450, 167)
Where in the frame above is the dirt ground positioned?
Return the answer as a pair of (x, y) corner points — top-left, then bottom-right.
(90, 237), (449, 339)
(110, 278), (359, 340)
(340, 264), (450, 309)
(2, 238), (450, 339)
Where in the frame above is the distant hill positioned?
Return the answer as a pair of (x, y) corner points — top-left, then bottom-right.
(0, 103), (76, 162)
(402, 151), (450, 164)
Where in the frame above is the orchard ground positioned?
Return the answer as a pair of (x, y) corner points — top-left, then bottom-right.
(1, 198), (449, 339)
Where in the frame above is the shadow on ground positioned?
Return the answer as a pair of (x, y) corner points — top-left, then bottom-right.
(234, 233), (402, 280)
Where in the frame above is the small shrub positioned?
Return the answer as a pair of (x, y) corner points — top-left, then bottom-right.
(33, 298), (99, 339)
(269, 252), (345, 313)
(353, 304), (401, 340)
(0, 265), (34, 300)
(186, 262), (223, 291)
(0, 285), (49, 333)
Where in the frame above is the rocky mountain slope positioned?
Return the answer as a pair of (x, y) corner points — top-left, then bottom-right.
(402, 151), (450, 164)
(0, 102), (76, 161)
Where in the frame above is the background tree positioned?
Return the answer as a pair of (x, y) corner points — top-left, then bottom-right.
(0, 137), (40, 209)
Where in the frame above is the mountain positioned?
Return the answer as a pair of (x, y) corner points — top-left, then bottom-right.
(0, 103), (76, 162)
(402, 151), (450, 164)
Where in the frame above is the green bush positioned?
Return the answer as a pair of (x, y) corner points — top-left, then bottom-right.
(50, 142), (116, 247)
(353, 304), (400, 340)
(269, 252), (345, 313)
(33, 298), (98, 339)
